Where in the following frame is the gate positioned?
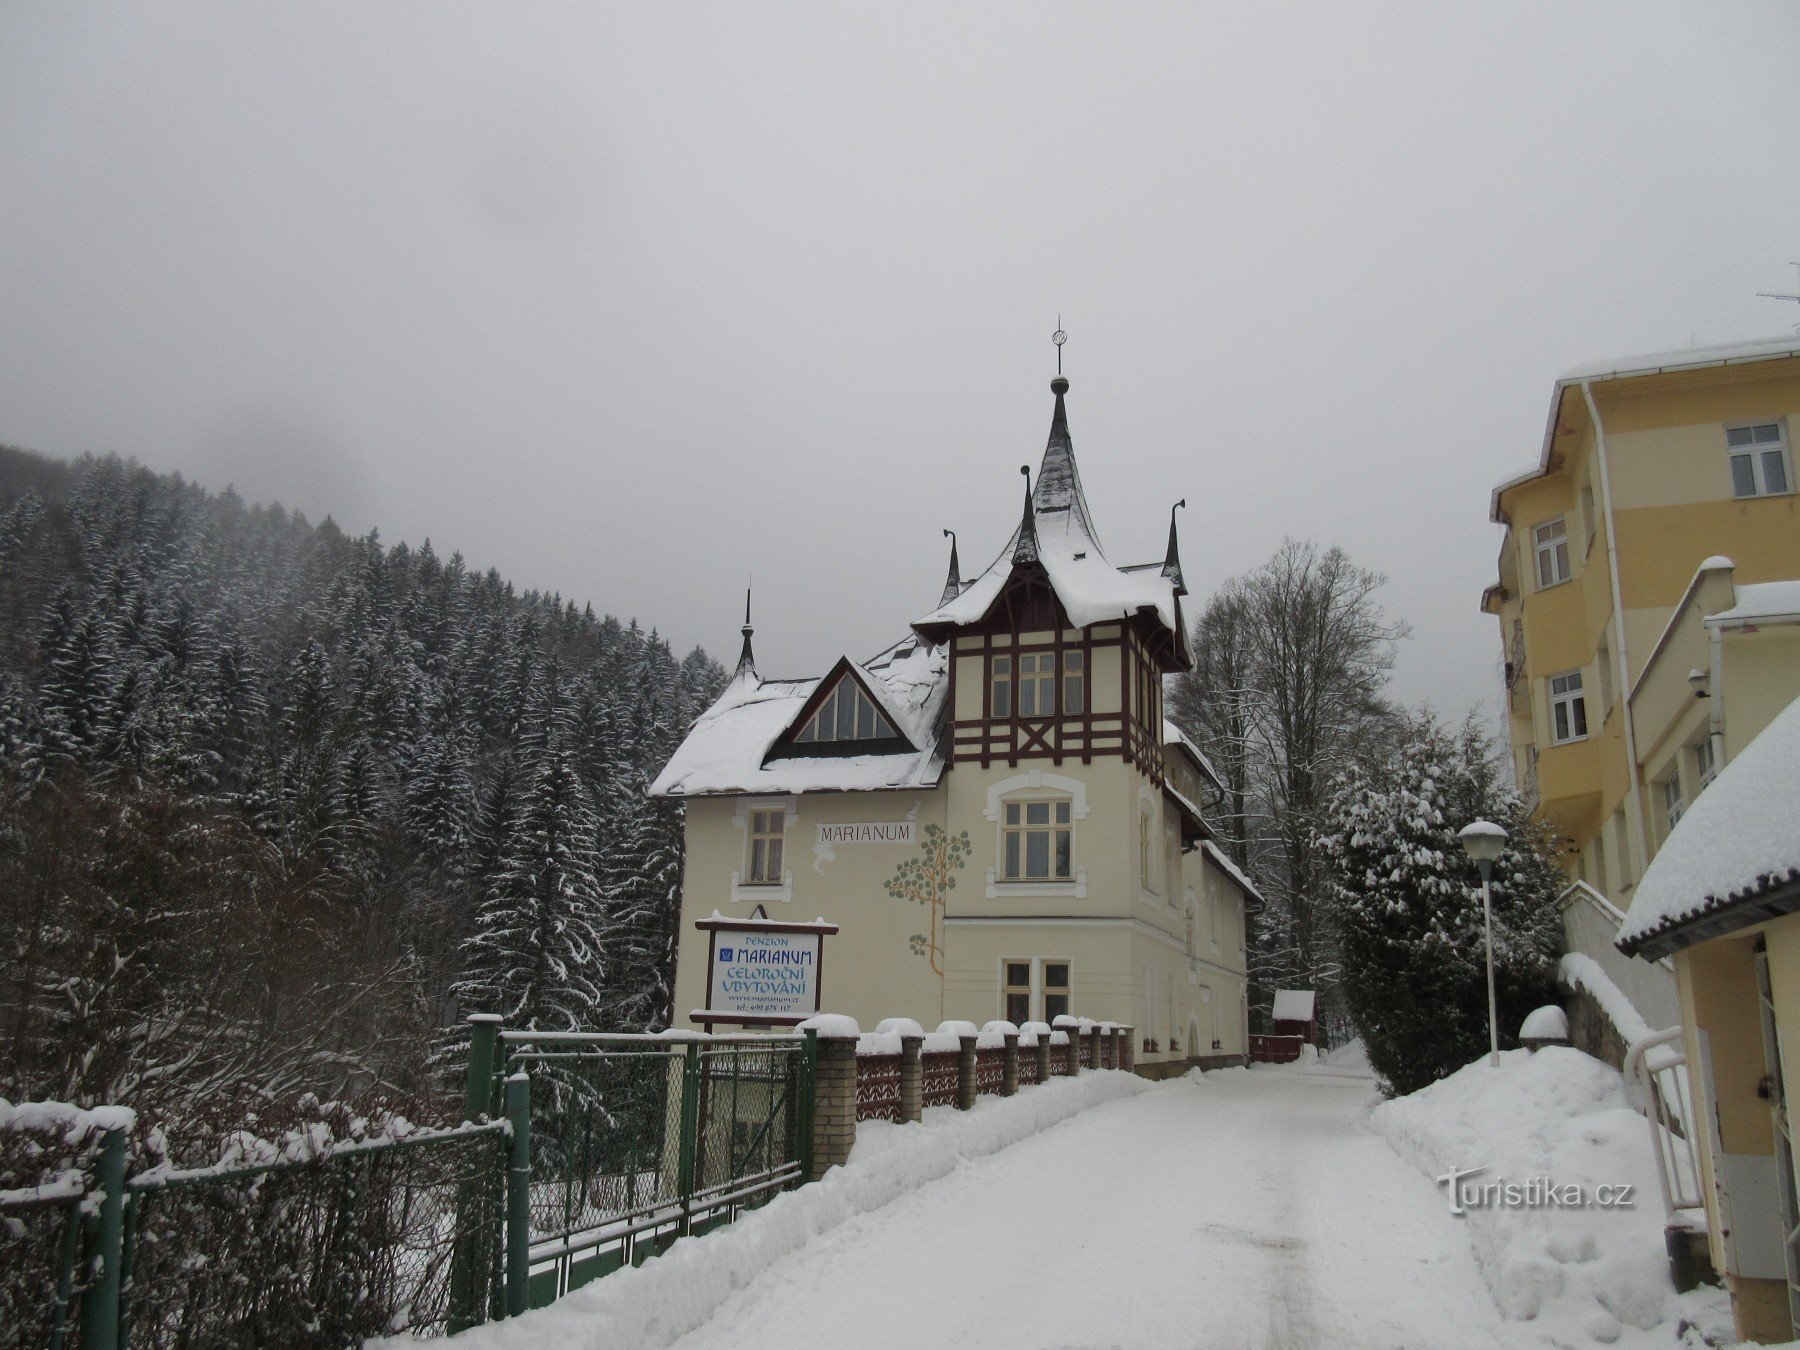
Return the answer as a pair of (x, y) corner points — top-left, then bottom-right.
(460, 1022), (816, 1317)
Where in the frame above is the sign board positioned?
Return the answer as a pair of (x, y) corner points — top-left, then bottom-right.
(816, 820), (916, 847)
(694, 914), (840, 1027)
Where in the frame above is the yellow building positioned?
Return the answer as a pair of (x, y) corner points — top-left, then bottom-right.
(651, 376), (1255, 1073)
(1482, 335), (1800, 903)
(1485, 336), (1800, 1342)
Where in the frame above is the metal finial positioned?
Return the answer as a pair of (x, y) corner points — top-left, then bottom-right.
(1052, 317), (1067, 375)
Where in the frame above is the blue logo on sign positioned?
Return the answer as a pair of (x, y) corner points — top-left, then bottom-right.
(718, 947), (734, 962)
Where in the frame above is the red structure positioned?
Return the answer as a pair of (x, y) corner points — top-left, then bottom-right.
(1250, 990), (1317, 1064)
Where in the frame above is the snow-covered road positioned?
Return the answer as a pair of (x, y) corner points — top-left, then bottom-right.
(672, 1055), (1519, 1349)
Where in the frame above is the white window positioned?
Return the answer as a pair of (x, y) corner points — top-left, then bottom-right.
(1694, 736), (1717, 788)
(1017, 652), (1056, 717)
(1726, 421), (1792, 499)
(1003, 960), (1032, 1024)
(1061, 650), (1086, 713)
(1661, 775), (1684, 834)
(1042, 961), (1070, 1022)
(1002, 799), (1073, 881)
(990, 655), (1012, 718)
(1534, 517), (1571, 589)
(794, 678), (895, 744)
(1548, 670), (1588, 744)
(745, 808), (785, 884)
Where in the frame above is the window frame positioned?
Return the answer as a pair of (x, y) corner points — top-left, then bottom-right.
(1000, 797), (1074, 882)
(1694, 736), (1717, 789)
(990, 654), (1013, 719)
(1016, 652), (1056, 718)
(793, 676), (897, 745)
(1042, 961), (1071, 1023)
(1661, 774), (1684, 835)
(744, 807), (787, 885)
(1725, 420), (1793, 500)
(1547, 669), (1588, 745)
(1533, 516), (1571, 590)
(1061, 649), (1086, 714)
(1002, 960), (1032, 1024)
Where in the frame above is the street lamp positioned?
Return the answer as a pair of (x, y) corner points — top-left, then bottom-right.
(1458, 820), (1509, 1069)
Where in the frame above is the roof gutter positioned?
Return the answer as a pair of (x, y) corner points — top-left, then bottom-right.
(1582, 379), (1650, 886)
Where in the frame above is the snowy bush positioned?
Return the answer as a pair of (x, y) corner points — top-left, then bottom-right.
(1317, 712), (1562, 1095)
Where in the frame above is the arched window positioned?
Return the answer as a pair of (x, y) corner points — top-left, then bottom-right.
(1185, 893), (1197, 956)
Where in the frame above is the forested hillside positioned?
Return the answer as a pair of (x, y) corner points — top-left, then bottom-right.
(0, 448), (724, 1129)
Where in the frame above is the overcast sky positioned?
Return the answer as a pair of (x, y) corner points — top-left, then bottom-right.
(3, 4), (1797, 723)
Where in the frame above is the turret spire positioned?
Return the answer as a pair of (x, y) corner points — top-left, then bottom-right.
(733, 586), (757, 681)
(939, 529), (962, 607)
(1162, 499), (1188, 596)
(1012, 465), (1040, 565)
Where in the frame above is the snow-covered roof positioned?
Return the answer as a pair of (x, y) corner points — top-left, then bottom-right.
(1706, 579), (1800, 628)
(649, 638), (948, 798)
(1557, 334), (1800, 384)
(1163, 718), (1225, 795)
(1201, 839), (1263, 907)
(1491, 336), (1800, 522)
(913, 381), (1186, 646)
(1618, 694), (1800, 959)
(1271, 990), (1315, 1022)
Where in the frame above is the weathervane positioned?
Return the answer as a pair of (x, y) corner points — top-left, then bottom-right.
(1052, 317), (1067, 375)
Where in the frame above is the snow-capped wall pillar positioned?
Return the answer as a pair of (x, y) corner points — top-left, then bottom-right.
(956, 1034), (978, 1112)
(898, 1034), (924, 1123)
(1118, 1026), (1135, 1073)
(1001, 1032), (1020, 1097)
(803, 1018), (861, 1180)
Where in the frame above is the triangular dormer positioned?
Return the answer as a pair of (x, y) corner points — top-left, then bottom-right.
(766, 658), (918, 760)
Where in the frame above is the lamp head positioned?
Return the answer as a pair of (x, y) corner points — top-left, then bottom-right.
(1458, 819), (1508, 866)
(1687, 668), (1710, 698)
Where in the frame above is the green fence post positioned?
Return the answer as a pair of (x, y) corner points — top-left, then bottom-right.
(503, 1072), (531, 1319)
(798, 1029), (819, 1185)
(79, 1125), (127, 1350)
(676, 1041), (700, 1237)
(449, 1013), (503, 1332)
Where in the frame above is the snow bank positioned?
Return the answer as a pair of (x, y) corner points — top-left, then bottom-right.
(1373, 1048), (1725, 1344)
(1560, 953), (1656, 1045)
(438, 1072), (1150, 1350)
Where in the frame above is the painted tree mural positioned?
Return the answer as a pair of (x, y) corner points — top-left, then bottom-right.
(885, 824), (971, 977)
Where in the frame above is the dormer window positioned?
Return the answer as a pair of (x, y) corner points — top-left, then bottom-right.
(794, 678), (896, 744)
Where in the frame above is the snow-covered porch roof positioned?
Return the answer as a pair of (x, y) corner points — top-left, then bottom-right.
(1617, 694), (1800, 960)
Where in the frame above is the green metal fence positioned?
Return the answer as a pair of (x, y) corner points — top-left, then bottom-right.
(464, 1022), (817, 1315)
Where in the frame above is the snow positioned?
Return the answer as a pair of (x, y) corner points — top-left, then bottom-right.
(1706, 577), (1800, 625)
(1270, 989), (1316, 1022)
(796, 1013), (859, 1040)
(872, 1017), (924, 1039)
(648, 640), (947, 799)
(1560, 953), (1658, 1045)
(439, 1072), (1148, 1350)
(1557, 333), (1800, 383)
(1200, 838), (1264, 907)
(1618, 692), (1800, 955)
(1518, 1005), (1569, 1041)
(1162, 718), (1225, 793)
(1373, 1047), (1728, 1343)
(1697, 555), (1735, 573)
(934, 1020), (979, 1039)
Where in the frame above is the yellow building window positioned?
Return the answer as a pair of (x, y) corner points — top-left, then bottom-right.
(990, 655), (1012, 718)
(1043, 962), (1071, 1022)
(745, 808), (785, 884)
(1726, 421), (1791, 499)
(1533, 517), (1570, 589)
(1003, 961), (1032, 1024)
(1548, 670), (1588, 744)
(1002, 800), (1072, 880)
(1062, 650), (1086, 713)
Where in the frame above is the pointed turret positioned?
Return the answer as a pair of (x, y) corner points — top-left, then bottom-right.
(938, 529), (962, 607)
(733, 587), (757, 682)
(1162, 499), (1188, 596)
(1012, 465), (1040, 565)
(1032, 376), (1103, 552)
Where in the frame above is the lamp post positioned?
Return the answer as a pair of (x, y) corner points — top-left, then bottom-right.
(1458, 820), (1509, 1069)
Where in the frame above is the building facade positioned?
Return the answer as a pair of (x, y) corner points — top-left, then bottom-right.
(652, 377), (1254, 1072)
(1484, 337), (1800, 1342)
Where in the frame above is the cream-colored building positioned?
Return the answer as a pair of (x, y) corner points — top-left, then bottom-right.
(651, 377), (1254, 1072)
(1483, 336), (1800, 1342)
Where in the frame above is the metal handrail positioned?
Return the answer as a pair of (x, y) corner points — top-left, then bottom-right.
(1625, 1027), (1706, 1226)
